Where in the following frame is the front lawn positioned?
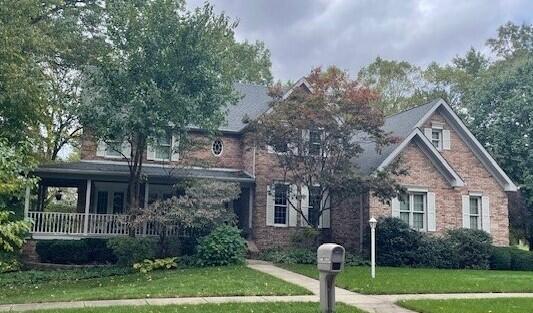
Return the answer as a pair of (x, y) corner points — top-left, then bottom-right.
(0, 266), (310, 304)
(283, 264), (533, 294)
(22, 303), (364, 313)
(399, 298), (533, 313)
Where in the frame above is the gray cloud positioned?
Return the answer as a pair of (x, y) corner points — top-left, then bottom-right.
(187, 0), (533, 81)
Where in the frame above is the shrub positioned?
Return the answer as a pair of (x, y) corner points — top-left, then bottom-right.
(490, 247), (513, 270)
(415, 236), (457, 269)
(36, 239), (116, 264)
(106, 237), (158, 266)
(446, 228), (493, 269)
(259, 248), (315, 264)
(376, 217), (422, 266)
(0, 259), (21, 273)
(290, 228), (320, 250)
(36, 240), (90, 264)
(345, 252), (369, 266)
(195, 225), (246, 266)
(510, 248), (533, 271)
(133, 257), (178, 273)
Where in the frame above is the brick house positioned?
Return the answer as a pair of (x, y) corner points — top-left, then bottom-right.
(26, 79), (517, 250)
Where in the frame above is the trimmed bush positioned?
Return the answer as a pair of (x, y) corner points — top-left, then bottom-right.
(195, 225), (246, 266)
(446, 228), (493, 269)
(106, 237), (158, 266)
(36, 239), (116, 264)
(510, 248), (533, 271)
(376, 217), (422, 266)
(415, 236), (457, 269)
(490, 247), (512, 270)
(345, 252), (369, 266)
(36, 240), (90, 264)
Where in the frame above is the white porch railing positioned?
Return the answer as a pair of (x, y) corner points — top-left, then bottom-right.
(28, 211), (188, 238)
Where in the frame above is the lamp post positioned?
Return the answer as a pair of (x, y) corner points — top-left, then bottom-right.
(369, 217), (377, 279)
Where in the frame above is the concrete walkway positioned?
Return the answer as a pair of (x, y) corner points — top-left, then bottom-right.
(247, 260), (415, 313)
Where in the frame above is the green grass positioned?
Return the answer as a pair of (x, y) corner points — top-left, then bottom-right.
(399, 298), (533, 313)
(0, 266), (310, 304)
(283, 264), (533, 294)
(25, 303), (365, 313)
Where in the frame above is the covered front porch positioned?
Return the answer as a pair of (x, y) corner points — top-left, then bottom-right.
(26, 161), (255, 239)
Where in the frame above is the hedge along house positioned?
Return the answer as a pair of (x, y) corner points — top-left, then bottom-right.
(26, 79), (517, 250)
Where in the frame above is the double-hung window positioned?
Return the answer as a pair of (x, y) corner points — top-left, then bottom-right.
(399, 191), (427, 231)
(308, 129), (322, 156)
(105, 141), (123, 158)
(274, 184), (289, 225)
(431, 129), (442, 150)
(469, 196), (481, 230)
(308, 186), (321, 226)
(154, 134), (172, 161)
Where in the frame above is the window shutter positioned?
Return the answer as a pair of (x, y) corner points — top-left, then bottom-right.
(121, 142), (131, 159)
(289, 184), (298, 227)
(302, 129), (310, 155)
(319, 190), (331, 229)
(266, 184), (274, 226)
(462, 195), (470, 228)
(147, 143), (155, 160)
(96, 141), (106, 157)
(482, 196), (491, 233)
(391, 197), (400, 218)
(424, 128), (432, 140)
(427, 192), (436, 231)
(442, 129), (451, 150)
(301, 185), (310, 226)
(171, 135), (179, 161)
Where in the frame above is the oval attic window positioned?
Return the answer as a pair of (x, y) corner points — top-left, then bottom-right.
(212, 139), (223, 156)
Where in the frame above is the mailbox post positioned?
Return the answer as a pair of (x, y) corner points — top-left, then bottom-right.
(317, 243), (345, 313)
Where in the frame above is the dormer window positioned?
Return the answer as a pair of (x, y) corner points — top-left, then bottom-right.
(431, 129), (442, 150)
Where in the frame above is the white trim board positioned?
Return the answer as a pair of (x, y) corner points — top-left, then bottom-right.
(414, 99), (517, 191)
(377, 128), (465, 188)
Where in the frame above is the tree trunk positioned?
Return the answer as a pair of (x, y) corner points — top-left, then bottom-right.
(126, 134), (146, 236)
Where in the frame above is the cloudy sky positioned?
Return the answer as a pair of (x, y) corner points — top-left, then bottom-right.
(187, 0), (533, 81)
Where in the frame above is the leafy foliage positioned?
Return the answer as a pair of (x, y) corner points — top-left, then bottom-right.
(0, 211), (31, 253)
(80, 0), (271, 210)
(195, 225), (247, 266)
(249, 66), (404, 229)
(131, 180), (240, 255)
(106, 237), (158, 266)
(0, 258), (21, 274)
(36, 239), (116, 264)
(133, 257), (178, 273)
(376, 217), (493, 269)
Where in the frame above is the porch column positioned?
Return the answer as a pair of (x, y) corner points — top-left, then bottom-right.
(83, 179), (92, 235)
(144, 182), (149, 208)
(24, 185), (30, 218)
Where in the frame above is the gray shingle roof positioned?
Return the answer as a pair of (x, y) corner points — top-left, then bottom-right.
(354, 99), (441, 174)
(35, 161), (254, 182)
(219, 83), (272, 132)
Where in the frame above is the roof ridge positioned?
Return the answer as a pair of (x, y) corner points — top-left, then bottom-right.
(385, 98), (441, 118)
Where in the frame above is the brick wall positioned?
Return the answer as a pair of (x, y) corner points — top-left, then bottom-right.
(365, 110), (509, 247)
(80, 130), (245, 170)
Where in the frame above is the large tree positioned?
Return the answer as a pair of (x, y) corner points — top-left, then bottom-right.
(248, 66), (404, 230)
(0, 0), (103, 159)
(81, 0), (271, 212)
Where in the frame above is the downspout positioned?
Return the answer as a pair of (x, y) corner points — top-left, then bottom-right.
(252, 145), (256, 178)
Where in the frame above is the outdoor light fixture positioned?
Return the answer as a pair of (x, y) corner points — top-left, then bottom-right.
(369, 217), (377, 279)
(55, 189), (63, 201)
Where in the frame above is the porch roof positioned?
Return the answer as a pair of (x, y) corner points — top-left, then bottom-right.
(34, 161), (255, 183)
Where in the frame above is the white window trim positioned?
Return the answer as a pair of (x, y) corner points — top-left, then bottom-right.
(105, 141), (125, 159)
(152, 136), (172, 162)
(273, 183), (289, 227)
(431, 129), (443, 151)
(400, 190), (428, 232)
(211, 139), (224, 157)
